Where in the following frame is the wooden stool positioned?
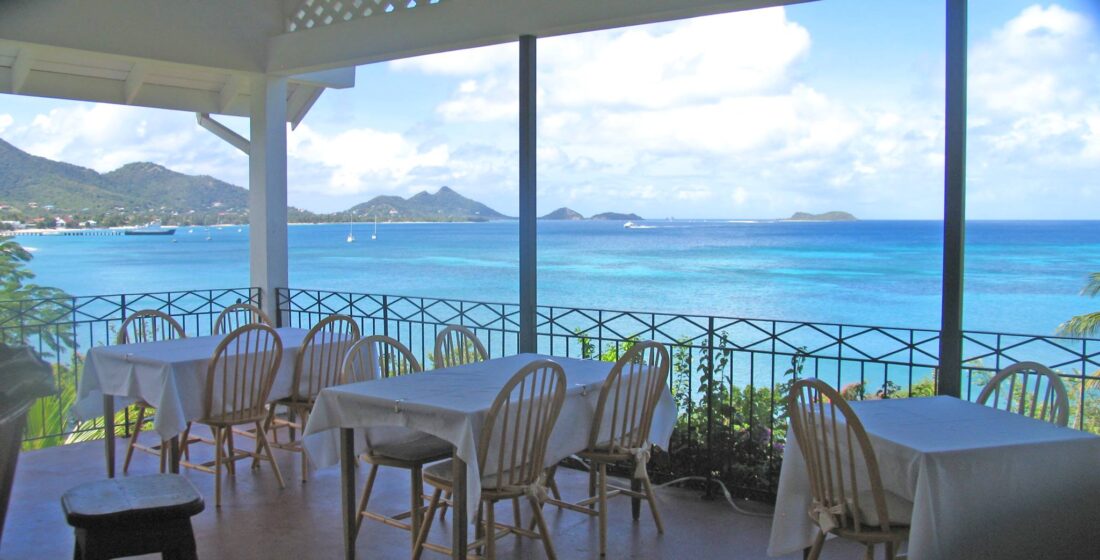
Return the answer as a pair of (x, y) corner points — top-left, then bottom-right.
(61, 474), (205, 560)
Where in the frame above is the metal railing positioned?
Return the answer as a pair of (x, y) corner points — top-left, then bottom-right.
(2, 288), (260, 447)
(280, 288), (1100, 501)
(8, 286), (1099, 502)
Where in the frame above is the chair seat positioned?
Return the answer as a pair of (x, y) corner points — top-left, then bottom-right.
(364, 434), (451, 464)
(851, 489), (913, 528)
(199, 410), (268, 427)
(578, 448), (636, 463)
(424, 459), (536, 496)
(62, 474), (204, 529)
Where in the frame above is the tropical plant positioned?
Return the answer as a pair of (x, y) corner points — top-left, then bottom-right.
(1058, 272), (1100, 337)
(0, 239), (75, 356)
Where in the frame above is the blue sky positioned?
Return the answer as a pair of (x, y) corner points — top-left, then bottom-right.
(0, 1), (1097, 219)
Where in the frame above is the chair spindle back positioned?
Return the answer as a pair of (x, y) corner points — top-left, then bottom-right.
(479, 359), (566, 493)
(117, 309), (186, 344)
(788, 378), (895, 535)
(213, 303), (273, 335)
(433, 325), (488, 369)
(341, 335), (422, 384)
(976, 361), (1069, 426)
(204, 323), (283, 421)
(588, 341), (670, 451)
(292, 314), (360, 399)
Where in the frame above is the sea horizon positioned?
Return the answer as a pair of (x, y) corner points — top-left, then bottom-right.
(12, 219), (1100, 339)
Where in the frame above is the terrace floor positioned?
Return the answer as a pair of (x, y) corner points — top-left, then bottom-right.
(1, 436), (863, 559)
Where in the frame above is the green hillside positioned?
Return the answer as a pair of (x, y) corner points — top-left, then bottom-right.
(0, 138), (509, 226)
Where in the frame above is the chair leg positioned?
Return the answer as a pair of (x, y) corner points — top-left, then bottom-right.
(529, 493), (558, 560)
(213, 426), (224, 508)
(122, 405), (146, 474)
(410, 466), (423, 550)
(225, 428), (236, 475)
(631, 477), (642, 520)
(439, 490), (452, 520)
(806, 530), (826, 560)
(485, 499), (496, 560)
(254, 406), (276, 470)
(641, 474), (664, 534)
(512, 497), (522, 533)
(864, 544), (874, 560)
(299, 408), (310, 483)
(884, 542), (896, 560)
(255, 421), (285, 489)
(588, 465), (597, 510)
(180, 423), (193, 460)
(598, 462), (608, 557)
(547, 466), (562, 501)
(475, 503), (485, 556)
(354, 464), (379, 535)
(413, 488), (443, 560)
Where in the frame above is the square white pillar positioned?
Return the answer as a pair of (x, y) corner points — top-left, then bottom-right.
(249, 75), (289, 323)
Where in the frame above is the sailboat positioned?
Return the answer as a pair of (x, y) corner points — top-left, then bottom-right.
(346, 219), (355, 243)
(371, 217), (378, 240)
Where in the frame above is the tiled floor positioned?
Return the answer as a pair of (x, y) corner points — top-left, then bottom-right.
(1, 437), (863, 559)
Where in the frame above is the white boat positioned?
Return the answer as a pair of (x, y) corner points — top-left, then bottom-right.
(371, 217), (378, 240)
(623, 221), (636, 229)
(124, 221), (176, 236)
(346, 220), (355, 243)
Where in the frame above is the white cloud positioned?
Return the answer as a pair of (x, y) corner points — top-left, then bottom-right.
(0, 114), (12, 135)
(3, 103), (247, 184)
(288, 124), (450, 195)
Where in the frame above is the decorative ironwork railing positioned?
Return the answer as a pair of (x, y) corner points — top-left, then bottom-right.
(281, 288), (1100, 501)
(1, 288), (260, 448)
(8, 286), (1098, 502)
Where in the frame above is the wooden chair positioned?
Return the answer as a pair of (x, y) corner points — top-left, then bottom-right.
(788, 378), (910, 560)
(433, 325), (488, 369)
(977, 361), (1069, 426)
(413, 359), (567, 560)
(265, 314), (360, 481)
(342, 335), (451, 550)
(116, 309), (186, 474)
(546, 341), (669, 557)
(213, 302), (273, 335)
(181, 323), (286, 508)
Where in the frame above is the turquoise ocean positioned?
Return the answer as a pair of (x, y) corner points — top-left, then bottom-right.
(16, 219), (1100, 336)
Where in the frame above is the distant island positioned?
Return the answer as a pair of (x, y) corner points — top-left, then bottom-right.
(540, 207), (643, 221)
(540, 207), (585, 220)
(590, 212), (643, 221)
(786, 211), (857, 221)
(0, 137), (512, 227)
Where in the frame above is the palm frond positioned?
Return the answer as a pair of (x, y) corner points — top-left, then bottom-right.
(1057, 311), (1100, 338)
(1083, 272), (1100, 298)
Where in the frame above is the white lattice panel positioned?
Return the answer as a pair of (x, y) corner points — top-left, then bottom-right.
(286, 0), (445, 32)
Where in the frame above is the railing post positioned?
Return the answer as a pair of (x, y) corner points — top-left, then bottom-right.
(382, 295), (390, 338)
(704, 317), (715, 499)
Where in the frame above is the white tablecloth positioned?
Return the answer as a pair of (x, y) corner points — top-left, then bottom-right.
(302, 353), (677, 519)
(769, 396), (1100, 559)
(74, 327), (312, 441)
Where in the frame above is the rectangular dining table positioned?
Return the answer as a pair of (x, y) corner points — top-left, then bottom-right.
(73, 327), (314, 477)
(302, 353), (677, 560)
(768, 396), (1100, 559)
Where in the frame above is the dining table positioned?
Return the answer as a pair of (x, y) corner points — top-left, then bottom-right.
(301, 352), (677, 560)
(73, 327), (316, 477)
(768, 395), (1100, 559)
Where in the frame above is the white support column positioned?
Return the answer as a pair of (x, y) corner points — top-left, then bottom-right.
(249, 75), (289, 324)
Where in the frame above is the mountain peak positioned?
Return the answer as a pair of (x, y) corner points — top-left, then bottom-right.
(348, 186), (509, 221)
